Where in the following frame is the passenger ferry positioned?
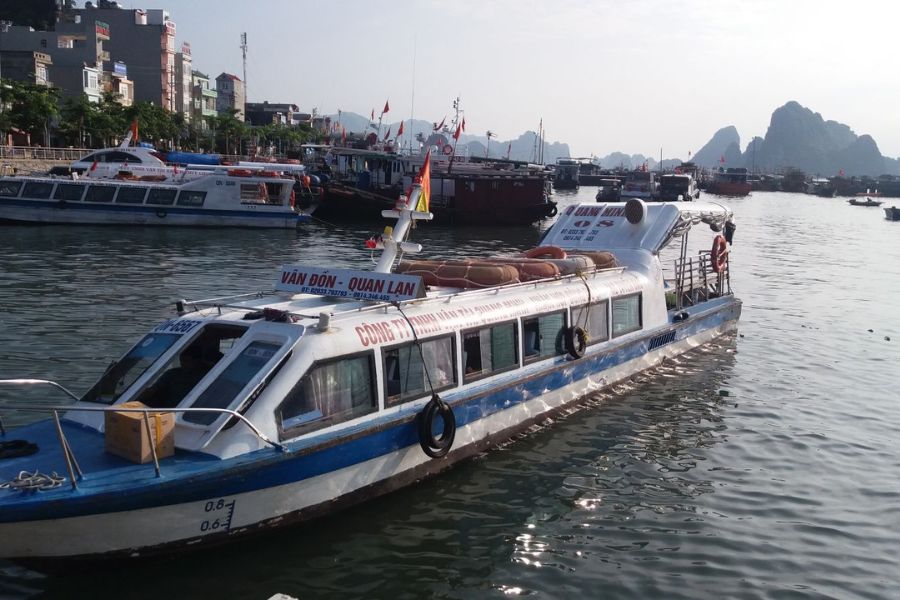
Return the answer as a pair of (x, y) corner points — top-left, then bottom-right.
(0, 136), (317, 229)
(0, 179), (740, 564)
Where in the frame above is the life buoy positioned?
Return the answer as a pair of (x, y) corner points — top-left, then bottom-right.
(547, 204), (558, 217)
(524, 245), (567, 260)
(289, 189), (296, 208)
(442, 144), (453, 156)
(258, 170), (278, 178)
(710, 234), (728, 272)
(417, 394), (456, 458)
(564, 326), (588, 359)
(228, 168), (253, 177)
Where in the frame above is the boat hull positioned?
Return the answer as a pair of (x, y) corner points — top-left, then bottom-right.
(0, 197), (307, 228)
(705, 182), (751, 197)
(0, 297), (740, 563)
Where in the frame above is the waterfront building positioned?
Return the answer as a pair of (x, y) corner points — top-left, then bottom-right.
(245, 102), (299, 127)
(174, 44), (192, 122)
(106, 59), (133, 106)
(215, 72), (245, 121)
(0, 50), (52, 86)
(191, 70), (217, 128)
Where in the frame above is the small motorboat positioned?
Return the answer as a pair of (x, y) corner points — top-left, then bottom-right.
(848, 197), (883, 207)
(884, 206), (900, 221)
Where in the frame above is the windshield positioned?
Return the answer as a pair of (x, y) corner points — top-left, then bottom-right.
(81, 333), (181, 404)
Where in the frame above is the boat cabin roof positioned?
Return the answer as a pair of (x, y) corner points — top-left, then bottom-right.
(542, 201), (732, 254)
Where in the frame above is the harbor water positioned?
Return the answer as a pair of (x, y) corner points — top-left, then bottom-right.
(1, 190), (898, 599)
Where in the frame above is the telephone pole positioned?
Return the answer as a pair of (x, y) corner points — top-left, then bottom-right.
(240, 32), (248, 101)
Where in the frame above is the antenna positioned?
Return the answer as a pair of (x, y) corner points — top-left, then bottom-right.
(240, 32), (248, 101)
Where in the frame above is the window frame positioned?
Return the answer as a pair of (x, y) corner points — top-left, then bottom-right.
(83, 184), (117, 203)
(22, 181), (55, 199)
(382, 334), (458, 407)
(611, 293), (643, 338)
(276, 349), (378, 440)
(176, 190), (207, 207)
(521, 309), (568, 364)
(53, 182), (87, 202)
(0, 181), (24, 197)
(461, 320), (520, 384)
(115, 186), (149, 204)
(146, 188), (178, 206)
(571, 300), (610, 346)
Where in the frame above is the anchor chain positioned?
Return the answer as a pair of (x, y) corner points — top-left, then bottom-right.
(0, 470), (66, 492)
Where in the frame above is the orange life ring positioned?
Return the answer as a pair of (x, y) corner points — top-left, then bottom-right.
(442, 144), (453, 155)
(710, 235), (728, 272)
(228, 168), (252, 177)
(290, 189), (296, 208)
(524, 246), (567, 260)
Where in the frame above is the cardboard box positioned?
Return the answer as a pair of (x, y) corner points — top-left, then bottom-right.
(105, 401), (175, 464)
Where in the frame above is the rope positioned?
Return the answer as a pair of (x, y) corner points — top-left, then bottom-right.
(393, 303), (435, 397)
(0, 470), (66, 492)
(576, 273), (592, 330)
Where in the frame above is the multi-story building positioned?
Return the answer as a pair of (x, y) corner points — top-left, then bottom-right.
(174, 43), (193, 122)
(0, 50), (52, 86)
(215, 72), (244, 121)
(245, 102), (299, 127)
(107, 60), (133, 106)
(191, 70), (217, 127)
(74, 2), (176, 110)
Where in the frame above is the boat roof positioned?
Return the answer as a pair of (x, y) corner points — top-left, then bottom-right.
(542, 201), (732, 254)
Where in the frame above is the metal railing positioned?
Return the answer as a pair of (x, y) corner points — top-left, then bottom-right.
(0, 146), (93, 161)
(0, 378), (285, 491)
(666, 251), (730, 310)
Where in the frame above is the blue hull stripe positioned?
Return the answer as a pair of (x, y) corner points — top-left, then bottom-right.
(0, 196), (308, 222)
(0, 298), (740, 522)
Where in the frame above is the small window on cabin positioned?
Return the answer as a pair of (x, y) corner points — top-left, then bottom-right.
(277, 353), (376, 438)
(185, 340), (283, 425)
(103, 151), (142, 163)
(240, 183), (264, 202)
(84, 185), (116, 203)
(383, 336), (456, 406)
(572, 301), (609, 345)
(115, 186), (148, 204)
(611, 294), (642, 337)
(0, 181), (24, 197)
(522, 311), (566, 361)
(176, 190), (206, 207)
(146, 188), (177, 205)
(53, 183), (86, 201)
(463, 322), (518, 382)
(22, 181), (54, 199)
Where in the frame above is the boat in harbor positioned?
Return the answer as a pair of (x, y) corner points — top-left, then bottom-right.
(884, 206), (900, 220)
(848, 197), (883, 207)
(0, 177), (740, 564)
(594, 177), (623, 202)
(657, 173), (700, 201)
(552, 158), (580, 190)
(706, 167), (752, 197)
(311, 145), (556, 225)
(620, 169), (657, 200)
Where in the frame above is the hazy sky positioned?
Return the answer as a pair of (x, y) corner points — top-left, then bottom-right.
(119, 0), (900, 159)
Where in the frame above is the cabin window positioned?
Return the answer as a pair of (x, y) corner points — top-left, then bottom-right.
(84, 185), (116, 203)
(185, 340), (282, 425)
(115, 186), (148, 204)
(384, 336), (456, 405)
(22, 181), (54, 199)
(81, 332), (182, 405)
(277, 352), (377, 438)
(611, 294), (642, 337)
(522, 311), (566, 361)
(462, 322), (518, 382)
(177, 190), (207, 207)
(0, 181), (23, 197)
(264, 182), (282, 205)
(572, 301), (609, 345)
(146, 188), (177, 205)
(135, 324), (247, 411)
(96, 151), (142, 164)
(53, 183), (86, 201)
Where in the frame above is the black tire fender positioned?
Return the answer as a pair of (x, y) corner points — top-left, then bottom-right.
(564, 326), (588, 359)
(417, 394), (456, 459)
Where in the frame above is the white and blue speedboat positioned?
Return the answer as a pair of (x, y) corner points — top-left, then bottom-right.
(0, 181), (740, 564)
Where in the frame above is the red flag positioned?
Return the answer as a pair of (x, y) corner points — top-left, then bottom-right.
(173, 163), (179, 174)
(719, 155), (725, 164)
(839, 168), (845, 177)
(370, 108), (375, 121)
(382, 100), (390, 114)
(433, 116), (445, 131)
(383, 126), (391, 141)
(415, 150), (431, 212)
(453, 124), (461, 140)
(341, 126), (346, 143)
(461, 116), (466, 132)
(89, 159), (98, 172)
(130, 119), (138, 143)
(397, 121), (404, 137)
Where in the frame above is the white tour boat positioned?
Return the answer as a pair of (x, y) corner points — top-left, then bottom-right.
(0, 175), (740, 565)
(0, 135), (316, 229)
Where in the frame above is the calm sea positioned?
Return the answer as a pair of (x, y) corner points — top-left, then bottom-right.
(1, 190), (898, 599)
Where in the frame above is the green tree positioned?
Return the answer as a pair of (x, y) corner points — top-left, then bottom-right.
(0, 80), (59, 145)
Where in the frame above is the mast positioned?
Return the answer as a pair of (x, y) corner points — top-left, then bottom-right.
(240, 32), (248, 101)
